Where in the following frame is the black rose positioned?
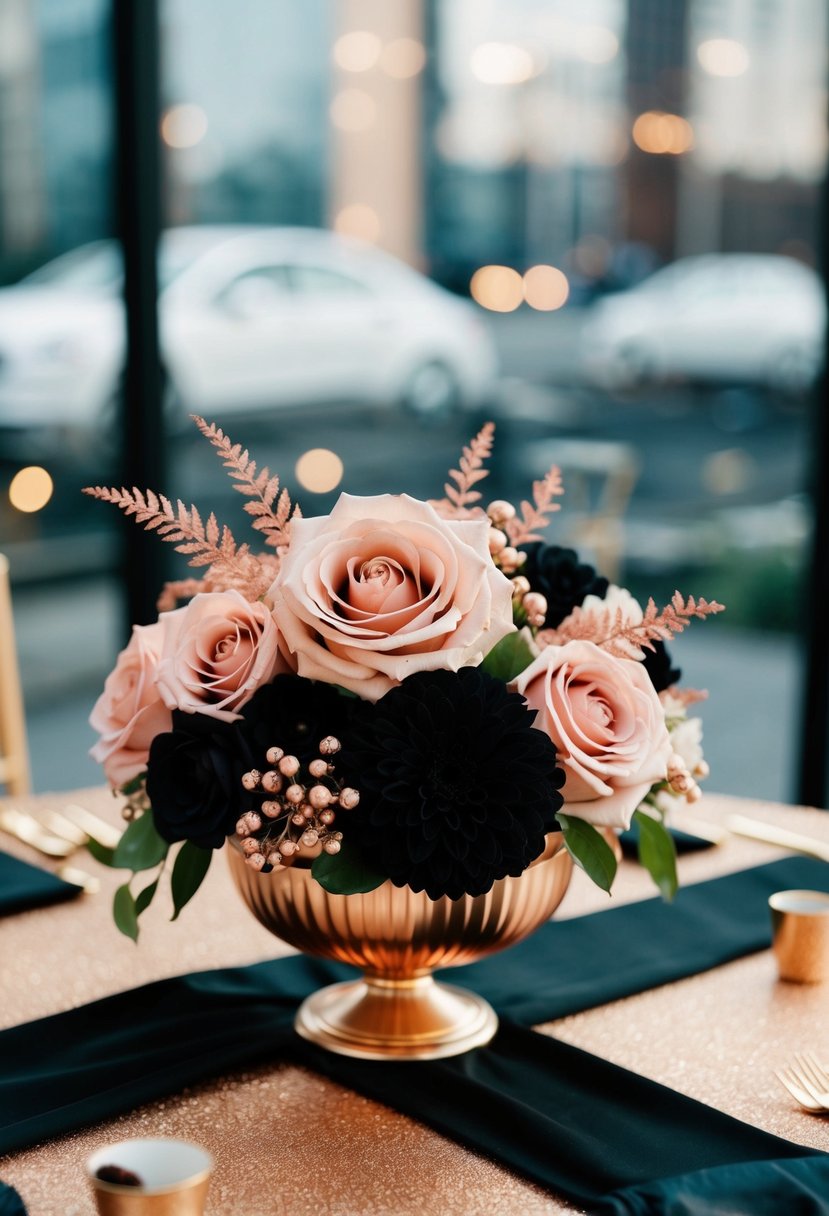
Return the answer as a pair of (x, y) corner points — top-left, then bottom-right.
(146, 710), (254, 849)
(521, 543), (609, 629)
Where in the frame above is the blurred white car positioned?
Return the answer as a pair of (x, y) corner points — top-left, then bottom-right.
(0, 226), (497, 433)
(582, 254), (825, 393)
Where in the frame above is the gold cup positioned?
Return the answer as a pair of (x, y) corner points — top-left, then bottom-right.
(769, 889), (829, 983)
(86, 1138), (213, 1216)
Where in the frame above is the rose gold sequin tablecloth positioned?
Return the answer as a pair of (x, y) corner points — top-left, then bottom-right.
(2, 789), (829, 1215)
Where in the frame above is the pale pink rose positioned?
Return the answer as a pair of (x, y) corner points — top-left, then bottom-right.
(156, 590), (288, 722)
(269, 493), (515, 700)
(89, 622), (171, 789)
(513, 640), (673, 829)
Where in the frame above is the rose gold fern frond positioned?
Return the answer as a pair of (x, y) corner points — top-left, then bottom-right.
(506, 466), (564, 545)
(429, 421), (494, 517)
(545, 592), (725, 657)
(662, 685), (709, 707)
(156, 577), (206, 612)
(191, 415), (299, 550)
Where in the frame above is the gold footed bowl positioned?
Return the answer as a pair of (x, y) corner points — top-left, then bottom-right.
(227, 832), (573, 1061)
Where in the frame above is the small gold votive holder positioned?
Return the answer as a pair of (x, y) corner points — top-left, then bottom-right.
(769, 889), (829, 983)
(86, 1138), (213, 1216)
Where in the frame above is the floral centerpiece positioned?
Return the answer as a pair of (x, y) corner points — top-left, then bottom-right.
(86, 418), (721, 944)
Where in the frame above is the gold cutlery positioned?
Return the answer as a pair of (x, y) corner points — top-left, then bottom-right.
(61, 802), (122, 850)
(36, 807), (89, 847)
(0, 806), (76, 859)
(776, 1053), (829, 1113)
(725, 814), (829, 864)
(56, 864), (101, 895)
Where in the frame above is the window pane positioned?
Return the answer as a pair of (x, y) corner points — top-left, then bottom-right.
(0, 0), (119, 792)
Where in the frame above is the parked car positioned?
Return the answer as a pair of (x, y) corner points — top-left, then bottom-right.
(581, 254), (825, 394)
(0, 226), (498, 437)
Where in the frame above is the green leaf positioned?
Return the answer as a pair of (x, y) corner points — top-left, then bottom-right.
(112, 811), (168, 872)
(86, 836), (116, 867)
(134, 877), (159, 916)
(633, 809), (678, 901)
(557, 813), (617, 894)
(312, 839), (386, 895)
(119, 772), (147, 796)
(480, 630), (536, 682)
(170, 841), (212, 921)
(113, 883), (139, 942)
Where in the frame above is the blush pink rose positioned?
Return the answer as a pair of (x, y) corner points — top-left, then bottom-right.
(155, 590), (289, 722)
(269, 493), (515, 701)
(89, 622), (171, 789)
(513, 640), (672, 829)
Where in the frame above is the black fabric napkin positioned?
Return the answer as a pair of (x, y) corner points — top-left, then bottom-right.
(2, 854), (828, 1214)
(0, 1182), (25, 1216)
(0, 850), (80, 917)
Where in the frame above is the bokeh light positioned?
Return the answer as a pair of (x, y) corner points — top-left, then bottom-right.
(333, 30), (381, 73)
(380, 37), (426, 79)
(9, 466), (54, 513)
(632, 111), (694, 155)
(295, 449), (344, 494)
(470, 42), (535, 85)
(470, 265), (524, 312)
(523, 265), (569, 311)
(330, 88), (377, 132)
(701, 449), (754, 496)
(334, 204), (381, 242)
(697, 39), (750, 78)
(160, 103), (208, 149)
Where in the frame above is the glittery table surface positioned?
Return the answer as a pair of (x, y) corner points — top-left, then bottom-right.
(2, 789), (829, 1215)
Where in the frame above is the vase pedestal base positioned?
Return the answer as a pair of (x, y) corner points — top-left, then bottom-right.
(294, 973), (498, 1061)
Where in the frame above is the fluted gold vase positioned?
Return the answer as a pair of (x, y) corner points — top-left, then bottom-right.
(227, 833), (573, 1061)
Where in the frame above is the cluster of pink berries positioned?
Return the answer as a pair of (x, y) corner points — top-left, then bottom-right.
(486, 500), (547, 628)
(233, 735), (359, 873)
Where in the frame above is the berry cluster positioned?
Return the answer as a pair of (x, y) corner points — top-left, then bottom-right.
(485, 499), (548, 628)
(233, 735), (359, 873)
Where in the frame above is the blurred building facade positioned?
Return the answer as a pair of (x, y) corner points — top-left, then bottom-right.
(0, 0), (824, 289)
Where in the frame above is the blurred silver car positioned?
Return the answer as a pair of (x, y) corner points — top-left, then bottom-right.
(582, 254), (825, 394)
(0, 226), (497, 434)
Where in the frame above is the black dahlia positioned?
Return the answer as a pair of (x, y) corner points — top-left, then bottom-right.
(341, 668), (565, 901)
(520, 543), (609, 629)
(642, 640), (681, 694)
(146, 710), (254, 849)
(239, 676), (355, 763)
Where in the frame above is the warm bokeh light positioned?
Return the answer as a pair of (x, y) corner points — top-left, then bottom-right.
(697, 38), (750, 78)
(632, 111), (694, 155)
(334, 203), (381, 242)
(160, 103), (208, 149)
(380, 37), (426, 79)
(333, 30), (381, 73)
(470, 265), (524, 312)
(295, 449), (344, 494)
(702, 449), (753, 496)
(523, 265), (569, 311)
(9, 466), (54, 513)
(330, 88), (376, 132)
(470, 42), (535, 85)
(576, 25), (619, 64)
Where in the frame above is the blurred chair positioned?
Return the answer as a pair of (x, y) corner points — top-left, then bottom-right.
(530, 439), (639, 585)
(0, 554), (31, 796)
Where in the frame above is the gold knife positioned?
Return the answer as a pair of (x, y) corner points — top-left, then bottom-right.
(725, 814), (829, 864)
(0, 807), (76, 859)
(61, 803), (122, 850)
